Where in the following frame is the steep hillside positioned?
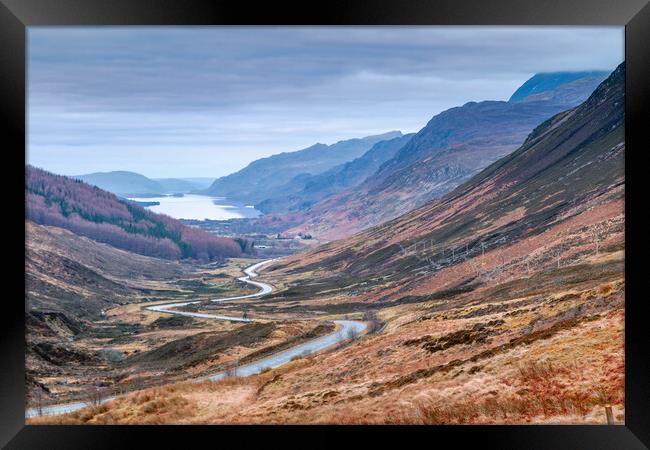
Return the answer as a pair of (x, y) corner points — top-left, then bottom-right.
(290, 71), (609, 240)
(257, 133), (414, 213)
(204, 131), (402, 204)
(271, 62), (623, 304)
(77, 171), (206, 196)
(26, 221), (187, 319)
(27, 166), (242, 260)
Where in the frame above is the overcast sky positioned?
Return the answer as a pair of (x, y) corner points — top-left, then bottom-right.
(27, 26), (623, 178)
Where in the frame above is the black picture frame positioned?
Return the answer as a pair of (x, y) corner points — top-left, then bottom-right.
(2, 0), (648, 448)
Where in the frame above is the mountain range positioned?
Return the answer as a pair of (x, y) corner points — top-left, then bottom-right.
(75, 171), (214, 197)
(24, 63), (624, 424)
(269, 62), (624, 308)
(226, 64), (624, 425)
(72, 69), (608, 231)
(203, 131), (403, 205)
(256, 133), (415, 213)
(282, 70), (610, 239)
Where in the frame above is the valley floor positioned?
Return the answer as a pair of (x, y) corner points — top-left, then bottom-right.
(28, 205), (624, 424)
(26, 228), (335, 411)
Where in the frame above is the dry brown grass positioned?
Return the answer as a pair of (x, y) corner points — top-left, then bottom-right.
(388, 354), (624, 425)
(30, 305), (623, 425)
(29, 385), (198, 425)
(29, 211), (625, 426)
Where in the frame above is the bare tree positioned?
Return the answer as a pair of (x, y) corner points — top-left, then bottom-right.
(346, 327), (359, 341)
(591, 222), (612, 256)
(362, 311), (382, 334)
(225, 359), (240, 378)
(35, 389), (44, 417)
(87, 386), (103, 406)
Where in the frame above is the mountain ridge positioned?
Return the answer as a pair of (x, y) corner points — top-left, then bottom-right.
(204, 131), (403, 204)
(508, 70), (610, 103)
(276, 63), (624, 284)
(256, 133), (414, 213)
(285, 70), (611, 240)
(76, 171), (213, 197)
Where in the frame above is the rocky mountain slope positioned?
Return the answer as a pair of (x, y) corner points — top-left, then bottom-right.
(288, 71), (609, 240)
(270, 62), (623, 305)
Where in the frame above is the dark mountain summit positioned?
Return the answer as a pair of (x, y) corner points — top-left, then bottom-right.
(508, 70), (609, 103)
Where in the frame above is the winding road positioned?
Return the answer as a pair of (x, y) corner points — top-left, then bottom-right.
(26, 259), (366, 418)
(146, 259), (274, 322)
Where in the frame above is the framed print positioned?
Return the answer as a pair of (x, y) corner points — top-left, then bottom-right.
(1, 0), (649, 448)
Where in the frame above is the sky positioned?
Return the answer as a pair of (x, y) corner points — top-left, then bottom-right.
(27, 26), (624, 178)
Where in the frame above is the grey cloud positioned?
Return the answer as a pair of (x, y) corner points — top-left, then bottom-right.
(27, 27), (623, 178)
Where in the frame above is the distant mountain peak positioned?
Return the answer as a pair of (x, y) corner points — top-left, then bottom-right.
(372, 130), (402, 138)
(75, 171), (206, 197)
(204, 131), (405, 204)
(508, 70), (611, 103)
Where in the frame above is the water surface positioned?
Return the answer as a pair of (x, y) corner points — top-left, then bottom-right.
(128, 194), (261, 220)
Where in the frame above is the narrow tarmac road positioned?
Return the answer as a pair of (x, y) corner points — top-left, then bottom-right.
(26, 259), (366, 418)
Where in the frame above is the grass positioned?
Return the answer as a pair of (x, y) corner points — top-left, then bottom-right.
(29, 387), (196, 425)
(30, 304), (623, 425)
(28, 370), (281, 425)
(389, 360), (623, 424)
(27, 210), (625, 425)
